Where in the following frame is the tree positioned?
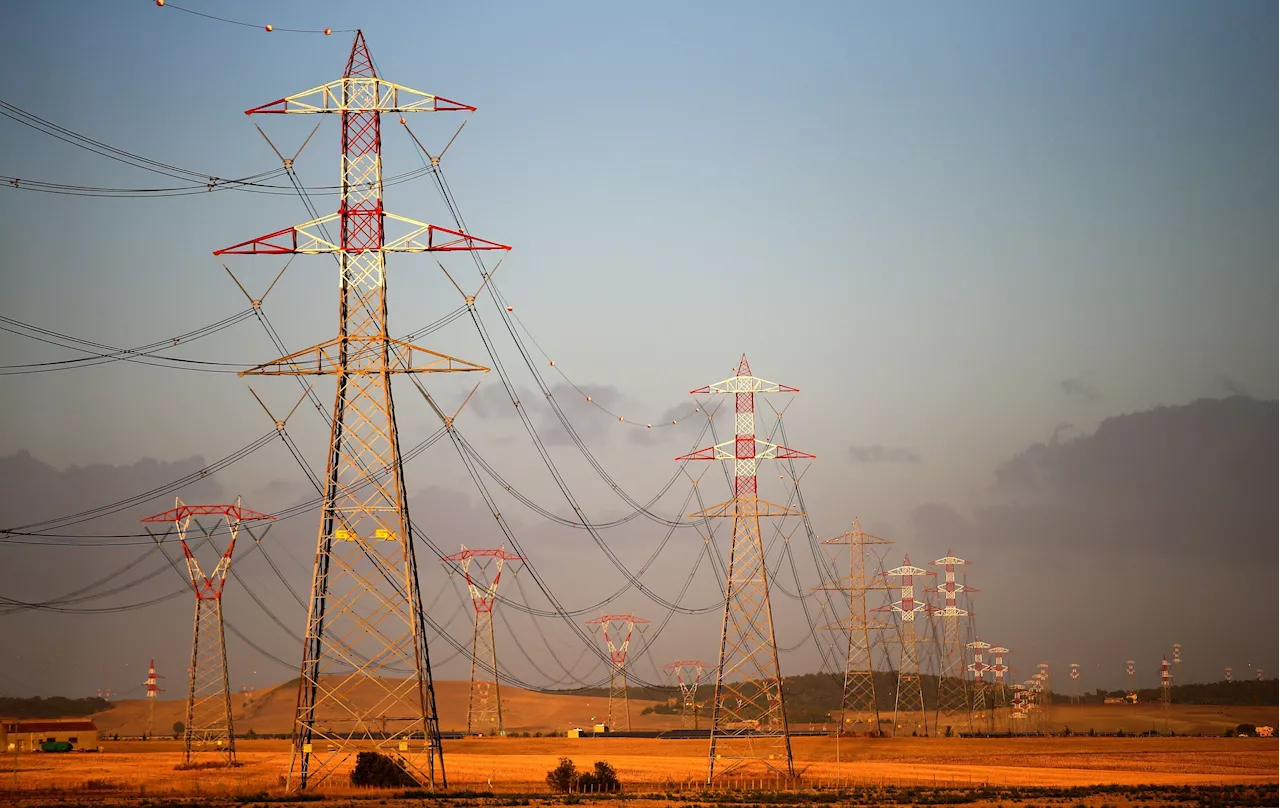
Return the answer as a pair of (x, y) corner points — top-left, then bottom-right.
(546, 757), (576, 793)
(577, 761), (621, 793)
(172, 721), (184, 738)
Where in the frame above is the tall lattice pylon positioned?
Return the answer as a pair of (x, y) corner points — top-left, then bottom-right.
(1126, 660), (1136, 702)
(143, 499), (273, 765)
(585, 615), (649, 730)
(1069, 663), (1080, 704)
(928, 552), (972, 734)
(678, 355), (813, 782)
(966, 640), (991, 734)
(664, 661), (712, 729)
(875, 556), (936, 737)
(988, 645), (1010, 732)
(817, 520), (893, 736)
(1037, 662), (1052, 731)
(441, 546), (524, 737)
(214, 31), (508, 790)
(143, 658), (163, 738)
(1159, 655), (1172, 731)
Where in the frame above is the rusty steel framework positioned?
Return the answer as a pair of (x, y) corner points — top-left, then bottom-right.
(585, 615), (649, 730)
(875, 557), (936, 737)
(441, 546), (524, 736)
(817, 520), (892, 736)
(214, 31), (508, 790)
(142, 499), (273, 765)
(678, 355), (812, 782)
(664, 660), (712, 730)
(929, 552), (972, 734)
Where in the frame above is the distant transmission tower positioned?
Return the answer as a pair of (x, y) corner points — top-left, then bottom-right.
(96, 688), (114, 702)
(1225, 667), (1232, 682)
(585, 615), (649, 730)
(441, 546), (524, 737)
(677, 355), (813, 781)
(966, 640), (991, 734)
(876, 556), (936, 736)
(144, 659), (163, 738)
(1126, 660), (1136, 702)
(664, 661), (712, 729)
(1160, 655), (1172, 731)
(214, 31), (508, 790)
(989, 646), (1010, 731)
(818, 520), (892, 736)
(929, 552), (972, 735)
(1257, 667), (1263, 682)
(1070, 663), (1080, 704)
(1038, 662), (1052, 730)
(143, 499), (273, 765)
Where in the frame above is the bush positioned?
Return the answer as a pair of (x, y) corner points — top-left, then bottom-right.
(577, 760), (622, 793)
(350, 751), (419, 788)
(172, 721), (184, 738)
(1235, 723), (1257, 737)
(546, 758), (576, 793)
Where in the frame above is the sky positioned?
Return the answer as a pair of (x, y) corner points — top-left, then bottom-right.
(0, 1), (1275, 701)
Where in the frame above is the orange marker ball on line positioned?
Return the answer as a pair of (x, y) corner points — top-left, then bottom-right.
(549, 360), (555, 367)
(265, 24), (273, 32)
(156, 0), (165, 6)
(400, 118), (407, 125)
(585, 396), (591, 402)
(325, 28), (332, 36)
(506, 306), (513, 311)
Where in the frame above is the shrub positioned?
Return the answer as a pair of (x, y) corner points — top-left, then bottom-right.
(576, 760), (622, 793)
(1235, 723), (1257, 737)
(172, 721), (185, 738)
(350, 751), (419, 788)
(534, 731), (543, 738)
(546, 757), (577, 793)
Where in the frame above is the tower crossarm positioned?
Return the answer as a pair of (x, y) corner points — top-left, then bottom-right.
(586, 615), (650, 665)
(214, 213), (511, 256)
(440, 545), (524, 613)
(247, 78), (475, 115)
(142, 497), (273, 600)
(240, 336), (489, 377)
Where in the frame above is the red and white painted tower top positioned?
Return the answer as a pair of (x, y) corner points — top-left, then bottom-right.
(145, 658), (162, 699)
(142, 497), (273, 602)
(967, 640), (992, 679)
(874, 555), (936, 623)
(676, 355), (812, 502)
(440, 545), (524, 614)
(928, 549), (975, 617)
(586, 614), (650, 666)
(989, 646), (1010, 682)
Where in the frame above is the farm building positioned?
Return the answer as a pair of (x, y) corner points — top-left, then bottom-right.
(0, 719), (98, 752)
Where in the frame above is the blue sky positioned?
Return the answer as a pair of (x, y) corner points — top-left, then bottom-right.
(0, 1), (1275, 693)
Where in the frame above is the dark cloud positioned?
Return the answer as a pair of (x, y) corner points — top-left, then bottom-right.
(848, 444), (922, 464)
(1060, 377), (1101, 401)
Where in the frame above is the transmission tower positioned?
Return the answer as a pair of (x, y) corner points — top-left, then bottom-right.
(1069, 663), (1080, 704)
(144, 658), (163, 738)
(585, 615), (649, 730)
(966, 640), (992, 734)
(664, 661), (712, 730)
(676, 355), (812, 781)
(1159, 655), (1172, 731)
(214, 31), (508, 790)
(875, 556), (936, 736)
(97, 688), (114, 701)
(988, 646), (1010, 732)
(1037, 662), (1052, 731)
(1257, 667), (1263, 682)
(143, 499), (273, 765)
(817, 520), (893, 736)
(929, 552), (972, 734)
(1126, 660), (1136, 702)
(440, 546), (524, 737)
(1224, 667), (1232, 682)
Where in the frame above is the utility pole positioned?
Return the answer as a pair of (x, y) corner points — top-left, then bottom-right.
(214, 31), (507, 790)
(440, 546), (523, 737)
(585, 615), (649, 731)
(664, 661), (712, 730)
(677, 355), (812, 782)
(817, 520), (892, 736)
(875, 556), (936, 736)
(929, 552), (972, 735)
(143, 498), (273, 766)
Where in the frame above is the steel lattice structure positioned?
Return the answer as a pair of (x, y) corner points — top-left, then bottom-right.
(1224, 667), (1232, 682)
(585, 615), (649, 730)
(678, 355), (812, 781)
(928, 552), (972, 734)
(966, 640), (991, 734)
(144, 658), (163, 738)
(988, 646), (1010, 732)
(1069, 662), (1080, 704)
(664, 660), (713, 730)
(214, 31), (508, 790)
(1126, 660), (1136, 701)
(817, 520), (893, 736)
(875, 556), (936, 737)
(1037, 662), (1052, 731)
(441, 546), (524, 736)
(142, 499), (273, 765)
(1159, 655), (1172, 729)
